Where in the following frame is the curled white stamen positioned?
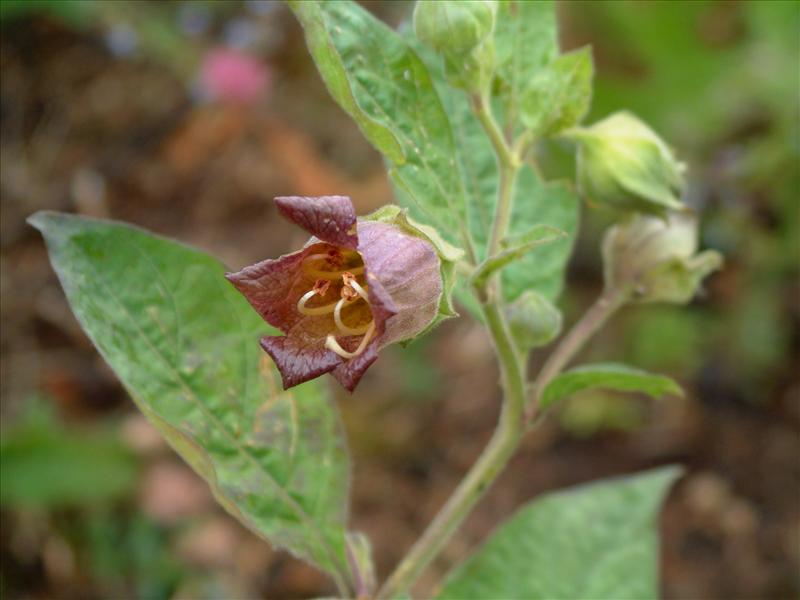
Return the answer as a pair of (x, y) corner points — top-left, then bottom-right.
(334, 298), (371, 335)
(348, 278), (370, 302)
(297, 290), (338, 315)
(325, 321), (376, 360)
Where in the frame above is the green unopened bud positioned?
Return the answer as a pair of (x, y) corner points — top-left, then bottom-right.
(413, 1), (497, 93)
(603, 212), (723, 304)
(505, 290), (562, 351)
(413, 0), (497, 53)
(567, 111), (687, 216)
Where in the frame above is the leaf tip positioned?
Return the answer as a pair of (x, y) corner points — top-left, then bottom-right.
(26, 210), (60, 233)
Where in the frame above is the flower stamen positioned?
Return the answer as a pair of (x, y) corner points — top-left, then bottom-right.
(326, 321), (376, 359)
(334, 298), (372, 335)
(296, 279), (335, 315)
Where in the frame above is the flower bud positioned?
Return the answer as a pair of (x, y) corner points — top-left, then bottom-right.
(602, 212), (723, 304)
(413, 1), (497, 54)
(226, 196), (457, 392)
(505, 290), (562, 351)
(567, 111), (687, 216)
(413, 1), (497, 93)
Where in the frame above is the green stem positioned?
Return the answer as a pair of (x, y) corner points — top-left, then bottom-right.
(471, 93), (516, 169)
(472, 94), (519, 262)
(526, 286), (630, 423)
(377, 301), (525, 600)
(378, 94), (525, 600)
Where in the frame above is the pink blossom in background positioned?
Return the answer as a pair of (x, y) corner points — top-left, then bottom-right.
(199, 47), (270, 106)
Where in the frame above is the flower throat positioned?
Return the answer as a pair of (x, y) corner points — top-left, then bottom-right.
(296, 248), (375, 360)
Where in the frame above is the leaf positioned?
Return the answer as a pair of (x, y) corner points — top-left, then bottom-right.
(520, 46), (594, 136)
(540, 362), (684, 410)
(470, 224), (566, 290)
(494, 0), (559, 136)
(30, 212), (352, 587)
(437, 466), (682, 600)
(291, 0), (470, 248)
(406, 32), (580, 314)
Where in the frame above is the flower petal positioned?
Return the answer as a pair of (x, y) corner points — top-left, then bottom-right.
(331, 342), (379, 392)
(275, 196), (358, 249)
(225, 242), (331, 333)
(261, 334), (341, 389)
(356, 221), (441, 346)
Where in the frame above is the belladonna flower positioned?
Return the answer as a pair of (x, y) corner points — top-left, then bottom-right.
(226, 196), (459, 392)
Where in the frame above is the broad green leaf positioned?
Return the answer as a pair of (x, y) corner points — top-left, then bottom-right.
(437, 466), (682, 600)
(541, 362), (684, 410)
(520, 46), (594, 136)
(291, 0), (470, 249)
(30, 212), (351, 587)
(470, 224), (566, 290)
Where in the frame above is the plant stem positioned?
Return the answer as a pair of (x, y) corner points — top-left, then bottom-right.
(526, 286), (630, 423)
(472, 94), (518, 262)
(377, 301), (525, 600)
(471, 93), (515, 169)
(378, 94), (526, 600)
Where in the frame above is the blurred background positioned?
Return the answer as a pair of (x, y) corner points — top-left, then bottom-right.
(1, 1), (798, 598)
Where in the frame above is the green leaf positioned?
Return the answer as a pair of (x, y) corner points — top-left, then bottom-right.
(470, 224), (566, 290)
(520, 46), (594, 136)
(541, 362), (684, 410)
(494, 0), (559, 136)
(402, 20), (579, 318)
(30, 212), (351, 587)
(291, 0), (469, 248)
(437, 466), (682, 600)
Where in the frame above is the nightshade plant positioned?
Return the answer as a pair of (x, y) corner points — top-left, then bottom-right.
(30, 2), (722, 599)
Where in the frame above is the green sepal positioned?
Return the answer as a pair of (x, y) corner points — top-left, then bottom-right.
(602, 212), (723, 305)
(364, 205), (463, 339)
(413, 0), (497, 54)
(635, 250), (724, 305)
(565, 111), (687, 217)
